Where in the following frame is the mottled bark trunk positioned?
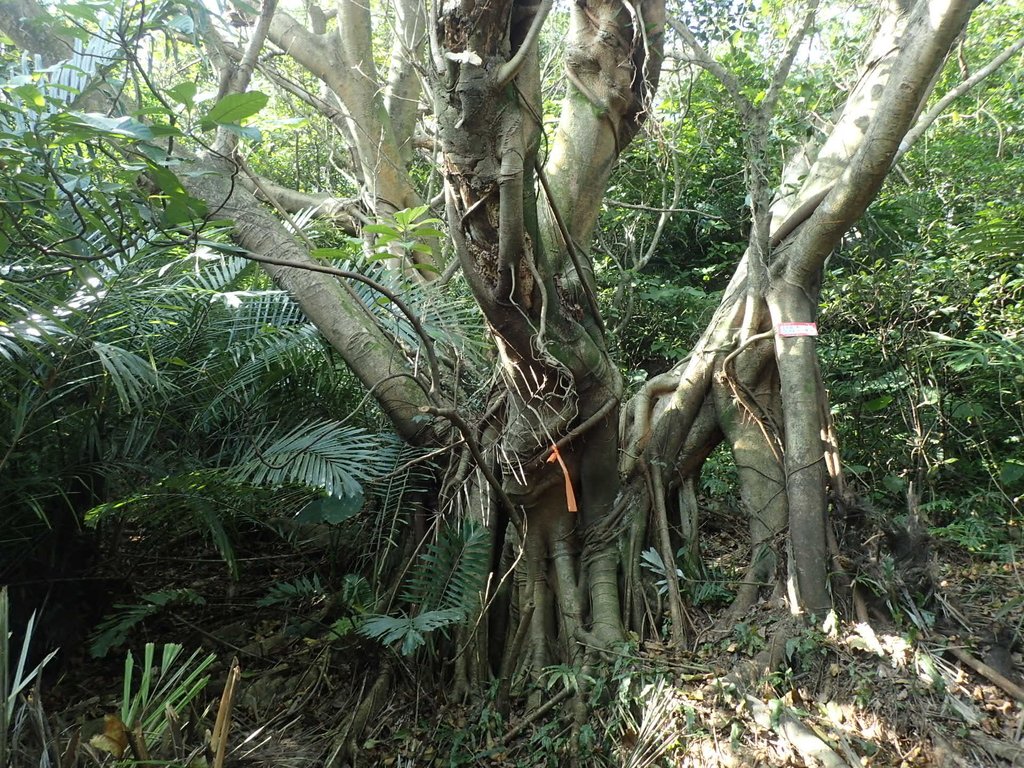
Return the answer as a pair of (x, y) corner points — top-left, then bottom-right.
(433, 0), (663, 670)
(622, 0), (980, 627)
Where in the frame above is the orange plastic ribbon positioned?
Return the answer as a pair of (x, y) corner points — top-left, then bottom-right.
(546, 444), (578, 513)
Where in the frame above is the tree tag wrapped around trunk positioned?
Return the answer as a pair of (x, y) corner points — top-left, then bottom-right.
(778, 322), (819, 337)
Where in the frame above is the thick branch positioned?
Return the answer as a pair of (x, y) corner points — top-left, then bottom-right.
(544, 0), (665, 249)
(265, 6), (437, 270)
(769, 0), (910, 226)
(184, 163), (435, 441)
(383, 0), (427, 161)
(0, 0), (68, 63)
(495, 0), (553, 88)
(0, 5), (434, 443)
(238, 176), (365, 233)
(267, 11), (337, 88)
(897, 35), (1024, 160)
(780, 0), (980, 284)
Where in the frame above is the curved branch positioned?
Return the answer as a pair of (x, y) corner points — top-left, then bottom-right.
(230, 250), (444, 397)
(495, 0), (553, 88)
(228, 0), (277, 96)
(383, 0), (427, 160)
(239, 177), (365, 233)
(897, 35), (1024, 161)
(779, 0), (980, 284)
(215, 0), (279, 155)
(267, 10), (335, 82)
(667, 17), (746, 109)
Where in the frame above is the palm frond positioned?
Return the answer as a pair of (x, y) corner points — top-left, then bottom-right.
(186, 249), (252, 292)
(402, 521), (490, 617)
(228, 420), (403, 499)
(92, 340), (172, 409)
(357, 609), (466, 656)
(338, 260), (490, 375)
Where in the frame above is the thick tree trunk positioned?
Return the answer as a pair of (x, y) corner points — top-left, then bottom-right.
(622, 0), (980, 626)
(433, 0), (663, 671)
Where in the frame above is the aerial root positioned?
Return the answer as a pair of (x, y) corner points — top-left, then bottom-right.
(325, 665), (393, 767)
(743, 694), (857, 768)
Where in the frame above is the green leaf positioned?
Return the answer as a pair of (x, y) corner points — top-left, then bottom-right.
(1000, 461), (1024, 488)
(62, 4), (100, 22)
(166, 81), (197, 108)
(200, 91), (269, 129)
(310, 247), (355, 260)
(363, 223), (398, 236)
(882, 474), (906, 494)
(166, 13), (195, 34)
(358, 608), (465, 655)
(93, 341), (168, 409)
(146, 124), (183, 139)
(863, 394), (893, 412)
(393, 205), (429, 226)
(295, 490), (364, 524)
(401, 522), (489, 616)
(148, 165), (207, 225)
(229, 421), (402, 498)
(218, 123), (262, 142)
(12, 84), (45, 109)
(69, 113), (154, 140)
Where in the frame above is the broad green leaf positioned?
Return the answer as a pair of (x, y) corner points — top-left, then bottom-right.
(363, 224), (398, 236)
(69, 113), (154, 140)
(217, 123), (262, 142)
(146, 124), (183, 139)
(295, 490), (364, 524)
(1000, 461), (1024, 488)
(166, 81), (197, 108)
(148, 165), (207, 225)
(310, 247), (355, 259)
(12, 84), (45, 108)
(882, 474), (906, 494)
(201, 91), (268, 129)
(166, 13), (195, 34)
(393, 205), (429, 226)
(863, 394), (893, 412)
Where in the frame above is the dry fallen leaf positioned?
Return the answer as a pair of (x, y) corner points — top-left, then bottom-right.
(89, 714), (128, 758)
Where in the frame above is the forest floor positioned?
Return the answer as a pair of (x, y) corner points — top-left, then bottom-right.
(21, 510), (1024, 768)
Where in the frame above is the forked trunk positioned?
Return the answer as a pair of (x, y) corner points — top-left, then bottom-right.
(433, 0), (663, 678)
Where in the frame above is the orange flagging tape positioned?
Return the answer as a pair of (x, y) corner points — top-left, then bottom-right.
(546, 444), (578, 512)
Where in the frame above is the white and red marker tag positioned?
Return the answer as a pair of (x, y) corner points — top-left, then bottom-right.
(777, 322), (819, 337)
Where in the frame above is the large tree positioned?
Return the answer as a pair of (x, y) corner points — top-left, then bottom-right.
(1, 0), (1015, 741)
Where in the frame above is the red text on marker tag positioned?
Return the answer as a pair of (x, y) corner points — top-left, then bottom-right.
(778, 322), (819, 338)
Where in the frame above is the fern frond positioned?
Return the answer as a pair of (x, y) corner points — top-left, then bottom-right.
(357, 608), (465, 656)
(90, 590), (206, 658)
(229, 420), (403, 498)
(402, 521), (490, 617)
(92, 341), (171, 409)
(257, 575), (325, 607)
